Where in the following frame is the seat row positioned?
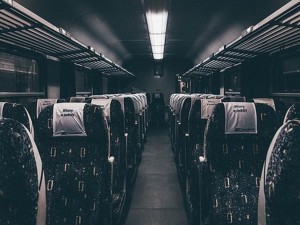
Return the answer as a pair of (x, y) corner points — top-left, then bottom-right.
(0, 93), (150, 225)
(168, 93), (299, 225)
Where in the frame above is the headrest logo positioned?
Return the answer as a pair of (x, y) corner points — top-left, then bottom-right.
(61, 109), (75, 117)
(233, 105), (247, 113)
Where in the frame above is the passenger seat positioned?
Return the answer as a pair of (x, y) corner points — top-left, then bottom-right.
(36, 103), (111, 225)
(0, 118), (46, 225)
(0, 102), (34, 137)
(258, 119), (300, 225)
(201, 102), (277, 225)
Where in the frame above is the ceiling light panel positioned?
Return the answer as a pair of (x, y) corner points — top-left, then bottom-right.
(143, 0), (170, 60)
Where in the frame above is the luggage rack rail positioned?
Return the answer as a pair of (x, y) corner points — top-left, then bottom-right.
(182, 0), (300, 77)
(0, 0), (134, 77)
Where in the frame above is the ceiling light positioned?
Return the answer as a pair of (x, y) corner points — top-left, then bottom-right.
(149, 34), (165, 46)
(152, 45), (164, 54)
(144, 0), (169, 61)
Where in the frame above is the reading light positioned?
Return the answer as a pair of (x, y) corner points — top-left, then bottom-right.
(145, 8), (168, 60)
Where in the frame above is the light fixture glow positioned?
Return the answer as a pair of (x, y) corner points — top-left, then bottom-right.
(153, 53), (163, 60)
(152, 45), (164, 54)
(149, 34), (165, 46)
(145, 9), (168, 60)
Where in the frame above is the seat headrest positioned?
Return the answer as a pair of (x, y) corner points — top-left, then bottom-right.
(36, 99), (57, 118)
(201, 98), (222, 119)
(37, 103), (108, 141)
(283, 103), (300, 124)
(222, 96), (246, 102)
(253, 98), (276, 111)
(224, 102), (257, 134)
(0, 102), (34, 137)
(69, 97), (86, 102)
(53, 103), (87, 137)
(112, 96), (125, 113)
(91, 98), (112, 122)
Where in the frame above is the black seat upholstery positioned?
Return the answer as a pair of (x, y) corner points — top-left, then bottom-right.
(27, 99), (65, 130)
(252, 98), (287, 125)
(221, 96), (246, 102)
(202, 102), (277, 225)
(69, 96), (91, 103)
(122, 96), (139, 184)
(185, 95), (223, 224)
(283, 103), (300, 123)
(177, 95), (192, 180)
(36, 103), (110, 225)
(90, 98), (126, 222)
(258, 119), (300, 225)
(0, 118), (46, 225)
(0, 102), (34, 137)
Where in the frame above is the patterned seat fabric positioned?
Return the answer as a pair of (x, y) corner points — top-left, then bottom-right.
(203, 103), (277, 225)
(283, 103), (300, 123)
(36, 103), (110, 225)
(259, 120), (300, 225)
(0, 102), (34, 135)
(0, 118), (45, 225)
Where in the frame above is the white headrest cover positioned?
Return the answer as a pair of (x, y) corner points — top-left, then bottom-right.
(37, 99), (57, 118)
(253, 98), (276, 111)
(201, 98), (221, 119)
(91, 98), (112, 121)
(53, 103), (86, 137)
(224, 102), (257, 134)
(0, 102), (6, 118)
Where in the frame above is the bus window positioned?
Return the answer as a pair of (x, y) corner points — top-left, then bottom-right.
(75, 67), (92, 96)
(0, 52), (42, 94)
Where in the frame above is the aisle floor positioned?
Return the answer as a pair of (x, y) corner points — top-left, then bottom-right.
(124, 127), (188, 225)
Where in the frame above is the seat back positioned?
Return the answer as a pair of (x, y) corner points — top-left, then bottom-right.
(27, 99), (65, 130)
(0, 102), (34, 137)
(188, 95), (223, 160)
(0, 118), (45, 225)
(36, 103), (110, 225)
(69, 96), (90, 102)
(222, 95), (246, 102)
(91, 98), (126, 196)
(252, 98), (287, 125)
(258, 119), (300, 225)
(283, 103), (300, 123)
(203, 102), (277, 225)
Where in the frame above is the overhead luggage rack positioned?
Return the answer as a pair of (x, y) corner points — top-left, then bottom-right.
(0, 0), (134, 77)
(183, 0), (300, 77)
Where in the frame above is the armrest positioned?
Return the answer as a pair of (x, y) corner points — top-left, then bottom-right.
(108, 156), (115, 195)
